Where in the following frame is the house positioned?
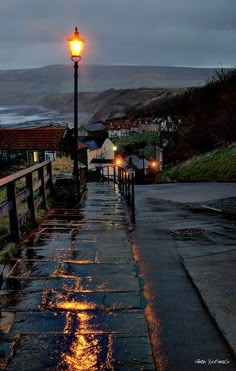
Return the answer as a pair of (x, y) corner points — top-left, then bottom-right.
(152, 116), (175, 133)
(126, 155), (150, 176)
(0, 124), (70, 163)
(79, 137), (116, 170)
(78, 122), (107, 138)
(105, 119), (140, 138)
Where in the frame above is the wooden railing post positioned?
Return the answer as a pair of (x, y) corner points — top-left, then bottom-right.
(0, 161), (52, 244)
(47, 162), (53, 195)
(122, 169), (125, 195)
(118, 167), (120, 189)
(7, 181), (20, 242)
(113, 166), (116, 183)
(38, 167), (46, 209)
(124, 170), (128, 199)
(131, 174), (135, 223)
(127, 174), (131, 201)
(26, 172), (35, 224)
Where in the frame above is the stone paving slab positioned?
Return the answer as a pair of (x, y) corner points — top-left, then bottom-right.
(1, 277), (82, 293)
(46, 291), (142, 311)
(2, 334), (154, 371)
(0, 183), (155, 370)
(80, 274), (141, 292)
(7, 260), (60, 279)
(0, 291), (44, 311)
(59, 262), (137, 278)
(8, 310), (149, 336)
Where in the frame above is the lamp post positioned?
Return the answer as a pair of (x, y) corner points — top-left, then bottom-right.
(155, 123), (163, 171)
(112, 145), (118, 182)
(159, 124), (163, 171)
(68, 27), (85, 197)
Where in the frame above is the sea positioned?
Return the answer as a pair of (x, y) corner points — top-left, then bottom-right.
(0, 105), (89, 129)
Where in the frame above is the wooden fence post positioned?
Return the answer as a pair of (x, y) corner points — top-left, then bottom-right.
(7, 181), (20, 242)
(26, 172), (36, 224)
(113, 166), (116, 183)
(38, 167), (46, 209)
(131, 174), (135, 223)
(47, 162), (53, 195)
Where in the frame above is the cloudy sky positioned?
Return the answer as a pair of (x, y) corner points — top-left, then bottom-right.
(0, 0), (235, 69)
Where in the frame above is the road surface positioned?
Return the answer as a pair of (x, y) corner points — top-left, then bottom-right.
(133, 183), (236, 370)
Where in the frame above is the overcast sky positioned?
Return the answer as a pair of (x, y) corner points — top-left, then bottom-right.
(0, 0), (235, 69)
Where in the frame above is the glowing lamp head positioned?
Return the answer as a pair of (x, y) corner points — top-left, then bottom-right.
(113, 145), (117, 152)
(115, 158), (122, 166)
(68, 27), (85, 62)
(151, 161), (158, 168)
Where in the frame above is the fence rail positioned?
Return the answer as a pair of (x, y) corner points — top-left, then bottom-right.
(102, 165), (135, 223)
(0, 161), (52, 242)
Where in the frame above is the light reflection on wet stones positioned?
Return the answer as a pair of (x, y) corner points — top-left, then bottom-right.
(2, 183), (154, 370)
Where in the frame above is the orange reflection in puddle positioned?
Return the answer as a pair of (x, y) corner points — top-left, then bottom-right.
(60, 334), (100, 371)
(63, 260), (94, 265)
(47, 291), (97, 312)
(55, 302), (96, 311)
(59, 312), (105, 370)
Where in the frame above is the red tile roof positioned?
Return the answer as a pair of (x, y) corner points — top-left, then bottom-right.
(31, 124), (68, 130)
(0, 126), (68, 151)
(105, 119), (139, 130)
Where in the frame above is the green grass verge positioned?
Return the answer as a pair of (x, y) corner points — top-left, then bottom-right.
(156, 144), (236, 182)
(114, 132), (159, 159)
(0, 242), (17, 263)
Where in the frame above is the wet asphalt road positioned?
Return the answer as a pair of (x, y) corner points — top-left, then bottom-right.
(133, 183), (236, 371)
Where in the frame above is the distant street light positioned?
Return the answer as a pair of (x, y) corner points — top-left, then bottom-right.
(115, 157), (122, 166)
(68, 27), (85, 197)
(150, 160), (158, 170)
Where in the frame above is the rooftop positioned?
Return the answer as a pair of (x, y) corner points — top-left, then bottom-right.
(84, 123), (105, 132)
(0, 125), (68, 151)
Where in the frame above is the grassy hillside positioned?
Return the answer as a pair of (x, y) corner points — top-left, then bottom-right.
(134, 69), (236, 164)
(156, 144), (236, 182)
(114, 132), (158, 159)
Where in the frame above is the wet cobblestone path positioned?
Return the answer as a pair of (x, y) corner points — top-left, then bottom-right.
(0, 183), (154, 370)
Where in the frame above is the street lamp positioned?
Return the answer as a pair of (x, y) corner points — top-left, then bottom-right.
(115, 157), (122, 166)
(155, 122), (163, 171)
(150, 160), (158, 170)
(159, 124), (163, 171)
(68, 27), (85, 196)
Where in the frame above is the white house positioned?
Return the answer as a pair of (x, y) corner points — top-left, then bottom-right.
(106, 120), (139, 138)
(80, 137), (115, 170)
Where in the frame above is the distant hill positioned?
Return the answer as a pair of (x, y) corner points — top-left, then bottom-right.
(0, 64), (217, 106)
(40, 88), (185, 123)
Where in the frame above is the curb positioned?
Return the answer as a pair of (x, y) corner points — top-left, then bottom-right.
(179, 257), (236, 359)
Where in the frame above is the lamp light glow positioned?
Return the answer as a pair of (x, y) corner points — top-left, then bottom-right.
(68, 27), (85, 61)
(115, 158), (122, 166)
(151, 160), (158, 168)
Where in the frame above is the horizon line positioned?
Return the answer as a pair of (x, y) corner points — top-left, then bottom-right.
(0, 63), (234, 72)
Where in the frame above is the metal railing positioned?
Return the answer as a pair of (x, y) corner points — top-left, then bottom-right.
(0, 161), (52, 242)
(102, 165), (135, 223)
